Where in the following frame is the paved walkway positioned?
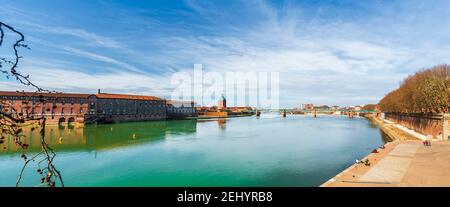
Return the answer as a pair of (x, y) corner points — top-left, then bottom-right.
(322, 140), (450, 187)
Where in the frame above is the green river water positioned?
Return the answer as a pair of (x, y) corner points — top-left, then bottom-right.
(0, 114), (388, 187)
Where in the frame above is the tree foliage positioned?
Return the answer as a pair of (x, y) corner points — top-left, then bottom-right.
(362, 104), (377, 111)
(378, 65), (450, 113)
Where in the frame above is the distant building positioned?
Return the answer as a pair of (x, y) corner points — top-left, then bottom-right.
(227, 107), (253, 113)
(166, 100), (197, 119)
(195, 106), (217, 112)
(331, 106), (340, 111)
(346, 106), (355, 111)
(301, 103), (314, 110)
(218, 95), (227, 110)
(354, 105), (363, 111)
(314, 105), (330, 111)
(195, 95), (254, 118)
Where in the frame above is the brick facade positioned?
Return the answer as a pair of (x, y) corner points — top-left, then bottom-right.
(0, 91), (177, 125)
(384, 112), (444, 139)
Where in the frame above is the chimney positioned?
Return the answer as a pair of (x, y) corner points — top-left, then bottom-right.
(98, 89), (101, 94)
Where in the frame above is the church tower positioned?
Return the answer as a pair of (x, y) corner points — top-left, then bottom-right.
(218, 94), (227, 110)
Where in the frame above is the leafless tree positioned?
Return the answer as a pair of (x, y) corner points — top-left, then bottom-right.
(0, 21), (63, 187)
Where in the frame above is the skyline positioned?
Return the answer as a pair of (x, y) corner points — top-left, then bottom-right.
(1, 0), (450, 107)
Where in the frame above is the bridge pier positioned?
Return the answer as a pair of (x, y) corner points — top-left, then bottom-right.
(348, 111), (354, 118)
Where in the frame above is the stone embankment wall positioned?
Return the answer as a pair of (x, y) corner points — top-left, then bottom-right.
(384, 112), (444, 139)
(198, 111), (228, 117)
(444, 114), (450, 140)
(366, 114), (419, 141)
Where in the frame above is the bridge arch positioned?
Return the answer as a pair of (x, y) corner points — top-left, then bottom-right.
(68, 117), (75, 125)
(58, 117), (66, 125)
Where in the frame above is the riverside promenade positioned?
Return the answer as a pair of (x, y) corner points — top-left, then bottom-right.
(322, 116), (450, 187)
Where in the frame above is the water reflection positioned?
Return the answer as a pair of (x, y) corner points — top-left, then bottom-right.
(0, 120), (197, 155)
(0, 115), (388, 187)
(366, 120), (379, 129)
(196, 118), (228, 130)
(217, 119), (227, 130)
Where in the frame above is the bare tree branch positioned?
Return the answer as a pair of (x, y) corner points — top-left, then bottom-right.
(0, 21), (64, 187)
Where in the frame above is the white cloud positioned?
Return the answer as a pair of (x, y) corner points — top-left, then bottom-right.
(43, 27), (123, 49)
(61, 47), (144, 74)
(16, 66), (171, 97)
(2, 0), (450, 107)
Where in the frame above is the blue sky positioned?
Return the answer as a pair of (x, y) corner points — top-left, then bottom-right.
(1, 0), (450, 107)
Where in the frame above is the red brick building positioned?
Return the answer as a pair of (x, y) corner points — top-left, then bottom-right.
(0, 91), (167, 125)
(301, 103), (314, 110)
(194, 95), (254, 118)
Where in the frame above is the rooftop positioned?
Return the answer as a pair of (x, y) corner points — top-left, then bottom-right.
(95, 93), (161, 101)
(0, 91), (162, 101)
(0, 91), (90, 98)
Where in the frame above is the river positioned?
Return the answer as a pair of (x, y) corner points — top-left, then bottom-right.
(0, 114), (389, 186)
